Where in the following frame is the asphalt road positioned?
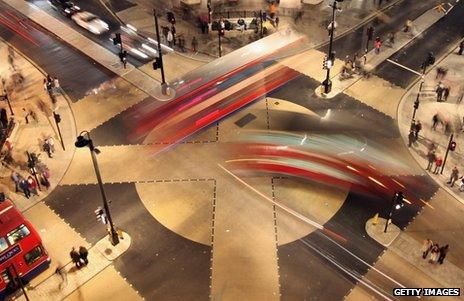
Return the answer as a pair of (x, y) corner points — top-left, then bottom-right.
(44, 183), (212, 301)
(319, 0), (439, 59)
(0, 1), (114, 101)
(27, 0), (147, 67)
(374, 1), (464, 88)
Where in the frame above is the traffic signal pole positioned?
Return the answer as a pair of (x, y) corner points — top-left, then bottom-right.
(53, 111), (65, 151)
(153, 9), (166, 86)
(412, 81), (424, 121)
(218, 27), (222, 57)
(322, 0), (338, 94)
(441, 133), (454, 174)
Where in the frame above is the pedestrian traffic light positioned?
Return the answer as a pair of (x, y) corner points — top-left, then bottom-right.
(413, 99), (419, 109)
(394, 191), (405, 209)
(113, 33), (121, 46)
(53, 112), (61, 123)
(449, 141), (457, 151)
(118, 50), (127, 63)
(152, 57), (162, 70)
(95, 207), (107, 224)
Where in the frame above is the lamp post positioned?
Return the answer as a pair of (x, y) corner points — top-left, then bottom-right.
(384, 191), (405, 233)
(75, 131), (119, 245)
(322, 0), (343, 94)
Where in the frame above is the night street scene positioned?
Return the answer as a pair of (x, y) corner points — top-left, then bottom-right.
(0, 0), (463, 300)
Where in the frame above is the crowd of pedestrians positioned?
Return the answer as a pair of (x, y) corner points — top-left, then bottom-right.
(421, 238), (449, 265)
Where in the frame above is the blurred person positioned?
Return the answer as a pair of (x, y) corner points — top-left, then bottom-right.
(191, 36), (198, 52)
(167, 30), (173, 47)
(70, 247), (82, 268)
(27, 176), (38, 196)
(434, 156), (442, 174)
(438, 244), (449, 264)
(10, 171), (21, 192)
(458, 40), (463, 55)
(429, 244), (440, 263)
(432, 113), (439, 130)
(408, 130), (415, 147)
(447, 166), (459, 187)
(19, 178), (30, 198)
(414, 120), (422, 139)
(374, 37), (382, 54)
(426, 150), (436, 171)
(421, 238), (433, 259)
(79, 246), (89, 265)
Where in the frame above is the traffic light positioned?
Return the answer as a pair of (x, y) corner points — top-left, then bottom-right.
(112, 33), (121, 46)
(53, 112), (61, 123)
(323, 52), (335, 69)
(95, 207), (107, 224)
(152, 57), (162, 70)
(413, 99), (419, 109)
(394, 191), (405, 210)
(219, 27), (225, 36)
(449, 141), (457, 151)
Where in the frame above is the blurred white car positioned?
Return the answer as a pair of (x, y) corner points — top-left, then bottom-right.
(71, 11), (109, 35)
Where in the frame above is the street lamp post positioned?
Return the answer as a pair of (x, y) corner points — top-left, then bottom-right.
(384, 191), (405, 233)
(75, 131), (119, 246)
(322, 0), (343, 94)
(412, 81), (424, 121)
(10, 264), (30, 301)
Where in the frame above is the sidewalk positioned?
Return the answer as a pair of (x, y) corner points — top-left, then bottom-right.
(397, 39), (464, 205)
(0, 37), (76, 212)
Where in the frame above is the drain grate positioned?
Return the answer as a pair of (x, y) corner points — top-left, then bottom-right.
(235, 113), (257, 128)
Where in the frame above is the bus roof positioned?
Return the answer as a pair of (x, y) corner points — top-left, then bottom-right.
(0, 200), (24, 235)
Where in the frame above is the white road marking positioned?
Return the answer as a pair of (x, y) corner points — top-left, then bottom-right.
(386, 59), (423, 76)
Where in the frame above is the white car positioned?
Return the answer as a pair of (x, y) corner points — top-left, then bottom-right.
(71, 11), (109, 35)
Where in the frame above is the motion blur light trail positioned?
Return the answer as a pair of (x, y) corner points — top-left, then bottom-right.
(226, 131), (424, 204)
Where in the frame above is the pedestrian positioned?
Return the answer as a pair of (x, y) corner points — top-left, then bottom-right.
(70, 247), (82, 268)
(408, 130), (415, 147)
(79, 246), (89, 265)
(11, 171), (21, 192)
(404, 19), (413, 33)
(414, 120), (422, 140)
(27, 176), (38, 196)
(167, 30), (173, 48)
(434, 156), (443, 174)
(19, 179), (30, 199)
(432, 113), (439, 130)
(429, 244), (440, 263)
(374, 37), (381, 54)
(47, 136), (55, 154)
(0, 108), (8, 129)
(438, 244), (449, 264)
(421, 238), (433, 259)
(43, 139), (52, 158)
(458, 40), (463, 55)
(387, 32), (395, 45)
(447, 166), (459, 187)
(171, 25), (177, 46)
(436, 82), (444, 101)
(426, 150), (436, 171)
(443, 86), (450, 102)
(191, 36), (198, 52)
(40, 171), (50, 190)
(53, 77), (62, 94)
(275, 16), (279, 28)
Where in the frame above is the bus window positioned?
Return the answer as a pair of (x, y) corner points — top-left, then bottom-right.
(24, 246), (43, 265)
(0, 237), (8, 252)
(7, 224), (30, 245)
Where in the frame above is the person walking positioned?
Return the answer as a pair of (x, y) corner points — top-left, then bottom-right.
(443, 86), (450, 102)
(191, 36), (198, 52)
(374, 37), (381, 54)
(426, 150), (436, 171)
(434, 156), (443, 174)
(438, 244), (449, 264)
(79, 246), (89, 265)
(421, 238), (433, 259)
(432, 113), (439, 130)
(275, 16), (280, 28)
(458, 40), (464, 55)
(404, 19), (413, 32)
(414, 120), (422, 140)
(47, 136), (55, 154)
(447, 166), (459, 187)
(43, 139), (52, 158)
(11, 171), (21, 192)
(167, 30), (173, 48)
(429, 244), (440, 263)
(408, 130), (415, 147)
(27, 176), (38, 196)
(436, 82), (444, 101)
(19, 179), (31, 198)
(70, 247), (82, 268)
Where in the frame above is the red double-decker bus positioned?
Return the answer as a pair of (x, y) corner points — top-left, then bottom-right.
(0, 199), (50, 300)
